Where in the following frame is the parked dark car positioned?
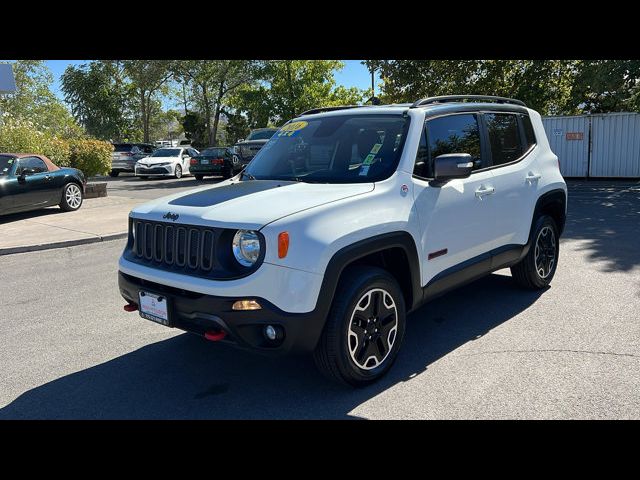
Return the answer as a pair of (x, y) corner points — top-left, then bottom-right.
(110, 143), (156, 177)
(0, 153), (86, 216)
(189, 147), (241, 180)
(233, 128), (278, 166)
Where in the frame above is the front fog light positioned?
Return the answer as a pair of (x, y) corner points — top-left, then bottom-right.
(232, 230), (261, 267)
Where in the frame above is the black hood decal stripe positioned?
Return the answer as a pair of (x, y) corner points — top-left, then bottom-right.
(168, 181), (292, 207)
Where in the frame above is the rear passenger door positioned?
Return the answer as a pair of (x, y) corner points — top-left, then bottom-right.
(411, 113), (498, 287)
(482, 112), (540, 248)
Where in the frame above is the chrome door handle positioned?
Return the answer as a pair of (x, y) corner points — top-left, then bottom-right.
(526, 172), (542, 183)
(475, 185), (495, 200)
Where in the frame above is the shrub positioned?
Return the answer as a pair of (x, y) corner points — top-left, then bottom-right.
(0, 114), (70, 164)
(68, 139), (113, 178)
(0, 113), (113, 177)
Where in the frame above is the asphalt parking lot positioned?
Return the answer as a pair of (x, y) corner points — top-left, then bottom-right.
(98, 173), (224, 200)
(0, 180), (638, 419)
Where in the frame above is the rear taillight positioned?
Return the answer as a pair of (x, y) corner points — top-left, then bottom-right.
(213, 158), (224, 165)
(190, 158), (198, 165)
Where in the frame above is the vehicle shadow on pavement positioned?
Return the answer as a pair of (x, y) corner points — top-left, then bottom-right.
(0, 207), (62, 224)
(563, 181), (640, 273)
(0, 273), (544, 419)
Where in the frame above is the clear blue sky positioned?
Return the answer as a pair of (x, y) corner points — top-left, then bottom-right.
(44, 60), (381, 105)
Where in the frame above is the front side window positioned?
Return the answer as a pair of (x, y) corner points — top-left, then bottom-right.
(18, 157), (48, 174)
(413, 126), (431, 178)
(426, 114), (483, 170)
(243, 114), (410, 183)
(485, 113), (524, 166)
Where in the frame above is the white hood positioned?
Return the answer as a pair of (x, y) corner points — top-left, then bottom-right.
(130, 179), (374, 230)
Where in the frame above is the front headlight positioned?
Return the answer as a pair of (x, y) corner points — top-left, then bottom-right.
(232, 230), (260, 267)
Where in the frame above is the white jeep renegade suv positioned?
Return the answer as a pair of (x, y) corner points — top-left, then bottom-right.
(118, 95), (567, 387)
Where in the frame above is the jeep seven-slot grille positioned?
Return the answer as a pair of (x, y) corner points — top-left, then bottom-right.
(131, 220), (219, 274)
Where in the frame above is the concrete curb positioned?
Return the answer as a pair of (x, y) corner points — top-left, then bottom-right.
(0, 232), (128, 256)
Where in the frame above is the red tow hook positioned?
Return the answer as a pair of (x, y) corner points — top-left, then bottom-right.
(124, 303), (138, 312)
(204, 330), (227, 341)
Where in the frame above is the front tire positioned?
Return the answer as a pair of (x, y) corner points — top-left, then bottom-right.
(511, 215), (559, 289)
(59, 183), (83, 212)
(174, 164), (183, 179)
(109, 170), (119, 177)
(314, 266), (406, 387)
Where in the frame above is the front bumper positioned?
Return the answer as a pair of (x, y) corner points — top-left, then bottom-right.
(112, 161), (137, 172)
(135, 165), (173, 176)
(118, 271), (326, 354)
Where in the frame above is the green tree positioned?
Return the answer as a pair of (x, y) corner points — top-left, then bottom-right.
(122, 60), (173, 142)
(61, 60), (136, 141)
(231, 60), (366, 126)
(567, 60), (640, 113)
(369, 60), (578, 115)
(0, 60), (83, 138)
(174, 60), (258, 146)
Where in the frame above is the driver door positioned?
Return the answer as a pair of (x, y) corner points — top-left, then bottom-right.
(12, 157), (58, 210)
(411, 113), (498, 287)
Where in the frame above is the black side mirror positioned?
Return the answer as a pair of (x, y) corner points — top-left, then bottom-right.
(433, 154), (474, 184)
(17, 168), (35, 180)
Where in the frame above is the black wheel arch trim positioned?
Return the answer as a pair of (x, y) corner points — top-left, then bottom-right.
(532, 189), (567, 237)
(316, 231), (423, 316)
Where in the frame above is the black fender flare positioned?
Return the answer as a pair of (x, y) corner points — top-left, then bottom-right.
(315, 231), (422, 315)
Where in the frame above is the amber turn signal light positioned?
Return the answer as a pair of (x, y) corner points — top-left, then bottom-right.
(278, 231), (290, 258)
(232, 300), (262, 311)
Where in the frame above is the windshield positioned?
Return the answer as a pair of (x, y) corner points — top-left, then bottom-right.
(243, 114), (410, 183)
(151, 148), (181, 157)
(200, 148), (227, 157)
(247, 129), (278, 141)
(0, 155), (16, 176)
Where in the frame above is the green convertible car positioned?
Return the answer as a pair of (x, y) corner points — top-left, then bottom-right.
(0, 153), (86, 216)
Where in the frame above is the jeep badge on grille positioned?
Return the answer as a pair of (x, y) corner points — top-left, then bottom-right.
(163, 212), (179, 221)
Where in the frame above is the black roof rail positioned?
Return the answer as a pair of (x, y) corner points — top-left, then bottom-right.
(297, 105), (361, 116)
(410, 95), (526, 108)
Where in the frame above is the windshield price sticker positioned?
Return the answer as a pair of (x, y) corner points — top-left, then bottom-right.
(276, 121), (308, 138)
(370, 143), (382, 154)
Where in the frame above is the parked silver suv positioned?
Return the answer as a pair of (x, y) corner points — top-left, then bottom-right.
(110, 143), (156, 177)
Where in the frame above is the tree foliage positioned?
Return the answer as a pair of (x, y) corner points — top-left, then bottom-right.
(0, 60), (83, 138)
(369, 60), (640, 115)
(61, 60), (135, 141)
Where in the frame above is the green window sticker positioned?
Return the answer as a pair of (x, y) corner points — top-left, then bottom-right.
(370, 143), (382, 154)
(363, 154), (376, 165)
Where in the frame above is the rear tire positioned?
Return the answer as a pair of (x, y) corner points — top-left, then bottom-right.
(194, 174), (204, 181)
(511, 215), (559, 289)
(313, 266), (406, 387)
(59, 183), (83, 212)
(109, 170), (120, 177)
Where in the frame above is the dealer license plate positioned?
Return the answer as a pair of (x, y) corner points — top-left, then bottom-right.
(201, 159), (210, 164)
(139, 291), (171, 326)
